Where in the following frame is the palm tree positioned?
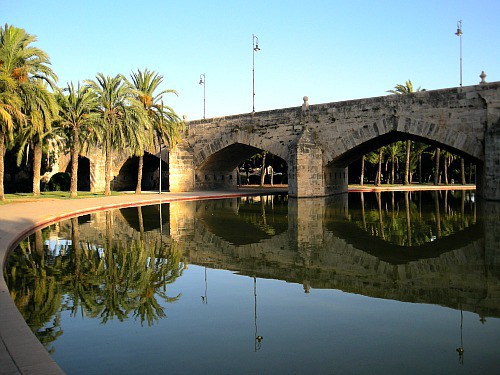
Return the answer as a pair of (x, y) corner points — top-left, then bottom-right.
(0, 72), (24, 201)
(85, 73), (149, 196)
(387, 80), (423, 185)
(0, 24), (58, 196)
(434, 147), (441, 185)
(16, 80), (59, 195)
(130, 68), (181, 193)
(56, 82), (98, 197)
(385, 142), (403, 184)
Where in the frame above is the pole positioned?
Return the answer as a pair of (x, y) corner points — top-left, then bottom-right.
(252, 34), (255, 113)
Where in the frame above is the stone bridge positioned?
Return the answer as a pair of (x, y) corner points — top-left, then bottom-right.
(57, 82), (500, 199)
(171, 82), (500, 199)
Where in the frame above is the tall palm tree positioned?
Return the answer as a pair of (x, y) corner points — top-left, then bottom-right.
(0, 24), (58, 197)
(434, 147), (441, 185)
(130, 68), (181, 193)
(56, 82), (98, 197)
(0, 72), (24, 201)
(16, 80), (59, 195)
(85, 73), (149, 196)
(387, 80), (423, 185)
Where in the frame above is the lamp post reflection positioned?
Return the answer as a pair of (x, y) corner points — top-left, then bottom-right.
(254, 276), (263, 351)
(201, 267), (208, 304)
(456, 308), (464, 364)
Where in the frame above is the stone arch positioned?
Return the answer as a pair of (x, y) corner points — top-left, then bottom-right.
(112, 152), (168, 191)
(62, 156), (91, 191)
(193, 142), (287, 190)
(193, 130), (289, 168)
(323, 116), (483, 168)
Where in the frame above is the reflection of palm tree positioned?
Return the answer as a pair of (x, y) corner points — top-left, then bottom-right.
(405, 191), (411, 246)
(5, 231), (64, 352)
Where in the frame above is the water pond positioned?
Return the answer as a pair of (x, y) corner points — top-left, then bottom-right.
(5, 190), (500, 374)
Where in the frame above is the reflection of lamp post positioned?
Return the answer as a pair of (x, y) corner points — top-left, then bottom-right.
(455, 20), (463, 87)
(201, 267), (208, 304)
(254, 276), (263, 351)
(252, 34), (260, 113)
(199, 73), (206, 119)
(456, 308), (464, 364)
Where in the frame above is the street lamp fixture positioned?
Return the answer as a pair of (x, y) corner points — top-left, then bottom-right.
(252, 34), (260, 113)
(455, 20), (463, 87)
(199, 73), (206, 119)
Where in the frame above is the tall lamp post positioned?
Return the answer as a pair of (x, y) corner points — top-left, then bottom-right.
(455, 20), (463, 87)
(252, 34), (260, 113)
(199, 73), (206, 119)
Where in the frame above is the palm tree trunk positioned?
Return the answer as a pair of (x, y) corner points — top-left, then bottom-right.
(419, 154), (422, 184)
(404, 140), (411, 185)
(260, 152), (266, 187)
(444, 156), (448, 185)
(136, 155), (143, 194)
(391, 154), (395, 184)
(434, 147), (440, 185)
(32, 141), (42, 196)
(360, 155), (365, 186)
(434, 191), (441, 238)
(376, 148), (383, 186)
(35, 229), (44, 257)
(405, 191), (411, 246)
(0, 132), (5, 201)
(70, 127), (79, 198)
(460, 157), (466, 185)
(104, 137), (112, 196)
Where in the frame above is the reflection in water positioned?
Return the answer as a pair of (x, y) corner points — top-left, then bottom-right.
(5, 190), (500, 374)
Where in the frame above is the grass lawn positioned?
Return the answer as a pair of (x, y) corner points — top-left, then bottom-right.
(0, 191), (124, 205)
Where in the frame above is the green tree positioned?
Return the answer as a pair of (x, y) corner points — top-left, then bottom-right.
(387, 80), (423, 185)
(16, 80), (59, 195)
(85, 73), (149, 195)
(56, 82), (98, 197)
(130, 68), (181, 193)
(0, 24), (58, 199)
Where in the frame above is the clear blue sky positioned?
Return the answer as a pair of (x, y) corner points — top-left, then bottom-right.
(3, 0), (499, 120)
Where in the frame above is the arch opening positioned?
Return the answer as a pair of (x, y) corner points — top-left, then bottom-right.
(330, 132), (482, 186)
(195, 143), (288, 190)
(113, 152), (168, 191)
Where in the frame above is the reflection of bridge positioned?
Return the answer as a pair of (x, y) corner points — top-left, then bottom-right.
(57, 82), (500, 200)
(55, 195), (497, 318)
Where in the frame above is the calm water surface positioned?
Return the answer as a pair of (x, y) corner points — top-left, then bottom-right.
(5, 191), (500, 374)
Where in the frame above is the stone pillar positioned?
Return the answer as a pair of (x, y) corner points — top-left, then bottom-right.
(169, 141), (195, 192)
(288, 127), (324, 197)
(89, 153), (106, 192)
(479, 96), (500, 200)
(288, 127), (348, 197)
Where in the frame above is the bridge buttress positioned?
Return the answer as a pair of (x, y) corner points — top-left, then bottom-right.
(288, 127), (348, 197)
(89, 153), (106, 192)
(169, 141), (195, 192)
(479, 96), (500, 200)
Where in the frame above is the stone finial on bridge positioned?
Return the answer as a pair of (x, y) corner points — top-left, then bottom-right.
(302, 96), (309, 111)
(480, 71), (487, 85)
